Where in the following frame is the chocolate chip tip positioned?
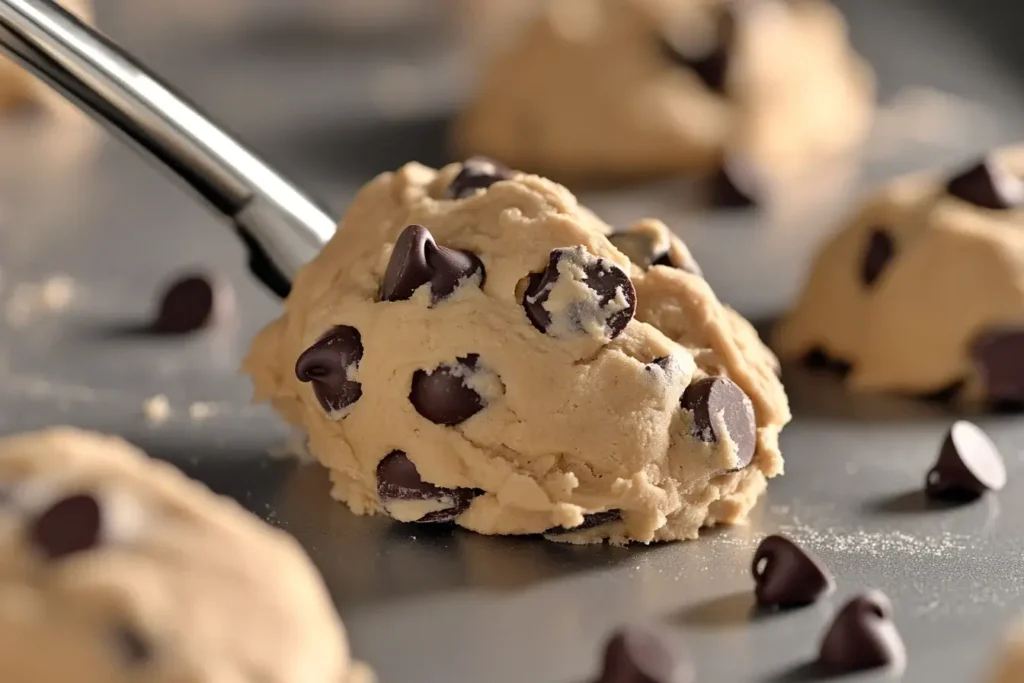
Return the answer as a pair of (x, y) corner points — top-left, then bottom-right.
(752, 534), (834, 609)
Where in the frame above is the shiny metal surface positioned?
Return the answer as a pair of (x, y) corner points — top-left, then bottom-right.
(0, 1), (1023, 682)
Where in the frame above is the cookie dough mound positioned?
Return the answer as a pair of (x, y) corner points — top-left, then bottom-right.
(776, 147), (1024, 403)
(452, 0), (873, 183)
(245, 158), (789, 544)
(990, 621), (1024, 683)
(0, 428), (372, 683)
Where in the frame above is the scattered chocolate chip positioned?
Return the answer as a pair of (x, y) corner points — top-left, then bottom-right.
(860, 228), (895, 287)
(945, 158), (1024, 210)
(376, 451), (478, 523)
(410, 354), (493, 426)
(706, 165), (757, 208)
(752, 535), (834, 609)
(596, 625), (689, 683)
(607, 231), (702, 276)
(152, 273), (234, 334)
(818, 592), (905, 674)
(295, 326), (364, 417)
(447, 157), (512, 199)
(114, 626), (152, 665)
(680, 377), (756, 469)
(971, 329), (1024, 405)
(546, 510), (622, 535)
(381, 224), (485, 303)
(659, 10), (734, 93)
(522, 247), (636, 339)
(925, 420), (1006, 501)
(30, 493), (102, 560)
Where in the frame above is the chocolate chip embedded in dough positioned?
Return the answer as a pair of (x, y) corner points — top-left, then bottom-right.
(295, 325), (364, 417)
(751, 535), (834, 609)
(376, 451), (478, 523)
(945, 158), (1024, 210)
(860, 228), (895, 287)
(522, 247), (636, 339)
(447, 156), (512, 199)
(680, 377), (756, 469)
(596, 625), (690, 683)
(152, 273), (234, 334)
(608, 231), (703, 276)
(925, 420), (1007, 501)
(546, 510), (622, 535)
(381, 224), (486, 303)
(410, 354), (495, 426)
(971, 329), (1024, 406)
(659, 9), (735, 93)
(818, 592), (905, 674)
(706, 165), (757, 209)
(29, 493), (102, 560)
(113, 626), (152, 665)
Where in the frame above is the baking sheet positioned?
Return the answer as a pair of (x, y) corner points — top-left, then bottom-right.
(2, 0), (1024, 681)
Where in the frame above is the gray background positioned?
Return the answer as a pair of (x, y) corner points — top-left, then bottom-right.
(1, 0), (1024, 681)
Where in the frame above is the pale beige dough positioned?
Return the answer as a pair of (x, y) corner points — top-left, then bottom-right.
(244, 161), (790, 544)
(775, 145), (1024, 400)
(989, 621), (1024, 683)
(453, 0), (873, 183)
(0, 428), (373, 683)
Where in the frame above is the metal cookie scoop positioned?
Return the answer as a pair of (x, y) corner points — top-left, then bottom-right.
(0, 0), (337, 298)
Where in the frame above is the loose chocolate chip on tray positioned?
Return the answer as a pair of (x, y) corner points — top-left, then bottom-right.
(596, 625), (690, 683)
(945, 158), (1024, 210)
(295, 325), (364, 417)
(546, 510), (622, 535)
(818, 591), (905, 674)
(680, 377), (756, 469)
(925, 420), (1006, 501)
(860, 228), (895, 287)
(971, 329), (1024, 406)
(752, 535), (834, 609)
(410, 354), (491, 426)
(381, 224), (485, 303)
(522, 247), (636, 339)
(376, 451), (478, 523)
(152, 273), (234, 334)
(447, 156), (512, 199)
(30, 493), (102, 560)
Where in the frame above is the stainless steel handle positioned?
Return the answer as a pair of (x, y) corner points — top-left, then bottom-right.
(0, 0), (337, 297)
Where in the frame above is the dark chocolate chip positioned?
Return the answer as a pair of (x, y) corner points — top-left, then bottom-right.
(114, 626), (152, 665)
(376, 451), (478, 523)
(30, 493), (102, 560)
(522, 247), (636, 339)
(608, 232), (702, 276)
(803, 347), (852, 377)
(946, 158), (1024, 210)
(152, 273), (234, 334)
(546, 510), (622, 535)
(596, 625), (688, 683)
(818, 592), (905, 674)
(295, 325), (364, 417)
(680, 377), (756, 469)
(706, 166), (757, 208)
(381, 224), (485, 303)
(447, 156), (512, 199)
(971, 329), (1024, 405)
(659, 10), (734, 94)
(410, 354), (492, 426)
(752, 535), (834, 609)
(925, 420), (1006, 501)
(860, 228), (895, 287)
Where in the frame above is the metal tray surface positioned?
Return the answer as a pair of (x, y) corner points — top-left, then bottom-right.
(2, 1), (1024, 681)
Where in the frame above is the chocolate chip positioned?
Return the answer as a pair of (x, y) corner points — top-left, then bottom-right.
(152, 273), (234, 334)
(295, 325), (364, 417)
(706, 165), (757, 208)
(752, 535), (834, 609)
(522, 247), (636, 339)
(860, 228), (895, 287)
(596, 625), (689, 683)
(546, 510), (621, 535)
(376, 451), (478, 523)
(381, 224), (485, 303)
(946, 158), (1024, 210)
(971, 329), (1024, 405)
(818, 592), (905, 674)
(114, 626), (152, 665)
(803, 347), (852, 377)
(447, 156), (512, 199)
(659, 10), (734, 94)
(680, 377), (756, 469)
(925, 420), (1006, 501)
(608, 232), (702, 276)
(410, 354), (493, 426)
(30, 493), (102, 560)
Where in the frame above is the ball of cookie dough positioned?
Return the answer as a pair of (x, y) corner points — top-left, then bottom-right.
(990, 621), (1024, 683)
(0, 428), (373, 683)
(775, 147), (1024, 404)
(244, 158), (790, 544)
(452, 0), (873, 184)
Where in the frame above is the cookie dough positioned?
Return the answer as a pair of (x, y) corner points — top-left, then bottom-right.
(0, 428), (372, 683)
(244, 158), (790, 544)
(990, 621), (1024, 683)
(452, 0), (873, 184)
(775, 148), (1024, 403)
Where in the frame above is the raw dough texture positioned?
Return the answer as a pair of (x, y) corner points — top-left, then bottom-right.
(453, 0), (873, 183)
(0, 428), (372, 683)
(775, 147), (1024, 403)
(990, 621), (1024, 683)
(245, 159), (790, 544)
